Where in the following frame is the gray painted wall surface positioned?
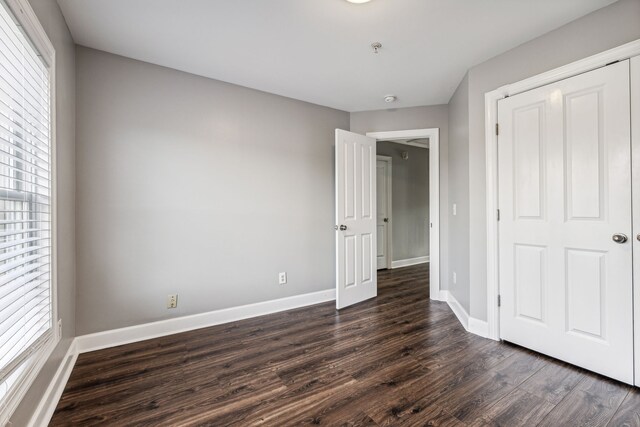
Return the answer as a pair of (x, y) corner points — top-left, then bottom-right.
(10, 0), (76, 424)
(450, 0), (640, 321)
(75, 47), (349, 335)
(376, 141), (429, 262)
(350, 105), (449, 290)
(446, 74), (470, 312)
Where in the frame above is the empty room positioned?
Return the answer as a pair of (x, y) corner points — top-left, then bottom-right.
(1, 0), (640, 425)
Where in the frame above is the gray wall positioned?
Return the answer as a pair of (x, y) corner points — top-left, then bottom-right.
(75, 47), (349, 335)
(447, 73), (470, 312)
(350, 105), (449, 290)
(10, 0), (76, 424)
(450, 0), (640, 321)
(376, 141), (429, 262)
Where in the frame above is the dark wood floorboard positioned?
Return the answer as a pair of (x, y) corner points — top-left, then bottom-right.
(50, 264), (637, 426)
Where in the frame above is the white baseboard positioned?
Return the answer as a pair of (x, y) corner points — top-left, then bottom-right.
(391, 256), (429, 269)
(442, 290), (469, 328)
(27, 340), (78, 427)
(468, 317), (489, 338)
(440, 290), (489, 339)
(430, 289), (448, 302)
(75, 288), (336, 354)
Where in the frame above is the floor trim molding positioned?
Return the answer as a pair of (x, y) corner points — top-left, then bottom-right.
(468, 317), (489, 338)
(27, 340), (78, 427)
(75, 288), (336, 354)
(391, 256), (429, 269)
(440, 290), (489, 339)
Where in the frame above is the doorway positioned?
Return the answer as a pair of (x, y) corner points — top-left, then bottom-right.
(376, 141), (431, 272)
(334, 128), (440, 310)
(367, 129), (440, 301)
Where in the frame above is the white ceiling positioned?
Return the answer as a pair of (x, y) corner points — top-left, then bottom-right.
(57, 0), (617, 112)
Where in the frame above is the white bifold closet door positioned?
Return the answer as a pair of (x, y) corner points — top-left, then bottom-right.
(632, 55), (640, 385)
(498, 61), (634, 384)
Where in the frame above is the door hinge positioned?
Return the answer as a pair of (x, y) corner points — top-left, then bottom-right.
(498, 295), (501, 307)
(497, 209), (500, 221)
(495, 123), (499, 136)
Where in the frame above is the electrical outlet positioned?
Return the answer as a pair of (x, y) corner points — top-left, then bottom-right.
(167, 294), (178, 309)
(57, 319), (62, 336)
(453, 203), (457, 216)
(453, 272), (457, 284)
(279, 272), (287, 285)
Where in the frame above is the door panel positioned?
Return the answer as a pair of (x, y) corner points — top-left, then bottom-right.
(335, 129), (377, 309)
(631, 55), (640, 385)
(514, 244), (545, 323)
(498, 61), (633, 384)
(376, 157), (390, 269)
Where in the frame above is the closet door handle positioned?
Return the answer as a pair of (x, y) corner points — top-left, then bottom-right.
(612, 233), (628, 244)
(637, 234), (640, 242)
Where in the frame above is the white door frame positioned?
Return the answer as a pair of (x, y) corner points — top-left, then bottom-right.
(484, 39), (640, 342)
(366, 128), (441, 300)
(376, 155), (393, 270)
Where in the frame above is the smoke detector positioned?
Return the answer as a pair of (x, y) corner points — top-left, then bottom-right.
(384, 95), (397, 103)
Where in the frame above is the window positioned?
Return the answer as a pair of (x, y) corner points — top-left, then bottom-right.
(0, 0), (56, 420)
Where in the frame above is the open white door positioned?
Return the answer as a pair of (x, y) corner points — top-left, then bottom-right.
(335, 129), (377, 309)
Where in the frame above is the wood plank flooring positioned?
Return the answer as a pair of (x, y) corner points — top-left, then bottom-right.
(50, 265), (640, 426)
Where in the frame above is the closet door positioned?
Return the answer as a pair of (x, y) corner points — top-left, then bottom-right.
(632, 55), (640, 386)
(498, 61), (633, 384)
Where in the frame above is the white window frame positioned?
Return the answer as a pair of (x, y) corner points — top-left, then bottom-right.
(0, 0), (58, 423)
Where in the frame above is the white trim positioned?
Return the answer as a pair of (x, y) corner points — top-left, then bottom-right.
(440, 290), (488, 338)
(4, 0), (54, 67)
(485, 39), (640, 342)
(366, 129), (441, 301)
(442, 290), (469, 329)
(26, 341), (78, 427)
(391, 256), (430, 269)
(75, 289), (336, 354)
(468, 318), (489, 338)
(376, 155), (393, 270)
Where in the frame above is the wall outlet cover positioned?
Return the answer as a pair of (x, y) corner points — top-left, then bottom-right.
(167, 294), (178, 309)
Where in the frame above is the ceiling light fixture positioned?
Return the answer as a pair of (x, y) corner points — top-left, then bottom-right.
(384, 95), (396, 103)
(346, 0), (371, 3)
(371, 42), (382, 54)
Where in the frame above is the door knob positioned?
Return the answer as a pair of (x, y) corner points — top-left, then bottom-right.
(637, 234), (640, 242)
(612, 233), (628, 244)
(383, 218), (389, 223)
(334, 225), (347, 231)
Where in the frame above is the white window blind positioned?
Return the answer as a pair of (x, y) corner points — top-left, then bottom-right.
(0, 0), (53, 406)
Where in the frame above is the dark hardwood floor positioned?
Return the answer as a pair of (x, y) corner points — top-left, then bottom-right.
(51, 264), (640, 426)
